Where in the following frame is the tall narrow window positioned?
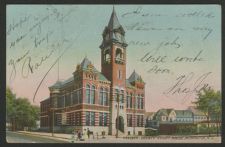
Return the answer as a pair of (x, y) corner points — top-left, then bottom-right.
(99, 87), (108, 106)
(90, 112), (95, 126)
(99, 112), (107, 126)
(99, 112), (103, 126)
(78, 89), (82, 103)
(73, 91), (77, 104)
(91, 85), (95, 104)
(140, 95), (144, 109)
(99, 88), (103, 105)
(117, 70), (122, 80)
(103, 88), (108, 105)
(86, 85), (95, 104)
(103, 113), (107, 126)
(86, 85), (90, 103)
(86, 112), (90, 126)
(126, 93), (130, 108)
(127, 114), (132, 127)
(115, 89), (119, 101)
(126, 93), (133, 108)
(86, 111), (95, 126)
(130, 94), (133, 108)
(65, 93), (71, 107)
(120, 90), (124, 103)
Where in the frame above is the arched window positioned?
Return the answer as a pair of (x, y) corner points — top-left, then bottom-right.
(116, 48), (123, 59)
(104, 49), (110, 63)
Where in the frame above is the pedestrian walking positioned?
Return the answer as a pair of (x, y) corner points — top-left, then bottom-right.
(87, 128), (90, 139)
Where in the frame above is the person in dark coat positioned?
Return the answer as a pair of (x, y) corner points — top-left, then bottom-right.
(87, 128), (90, 139)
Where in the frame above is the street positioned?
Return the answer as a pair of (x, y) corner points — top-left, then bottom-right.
(6, 131), (69, 143)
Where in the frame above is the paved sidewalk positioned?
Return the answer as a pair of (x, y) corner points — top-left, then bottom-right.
(17, 131), (221, 143)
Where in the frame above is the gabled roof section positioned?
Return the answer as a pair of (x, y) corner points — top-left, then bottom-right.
(155, 108), (174, 117)
(175, 110), (193, 118)
(128, 70), (144, 83)
(49, 77), (74, 89)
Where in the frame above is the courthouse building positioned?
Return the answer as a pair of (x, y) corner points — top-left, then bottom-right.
(40, 8), (146, 136)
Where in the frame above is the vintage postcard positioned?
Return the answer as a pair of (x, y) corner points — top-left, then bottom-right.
(6, 4), (221, 143)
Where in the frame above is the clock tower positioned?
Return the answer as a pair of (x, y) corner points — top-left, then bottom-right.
(100, 7), (128, 135)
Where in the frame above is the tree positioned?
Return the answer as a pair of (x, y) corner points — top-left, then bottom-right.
(194, 87), (221, 136)
(6, 87), (40, 131)
(6, 87), (17, 131)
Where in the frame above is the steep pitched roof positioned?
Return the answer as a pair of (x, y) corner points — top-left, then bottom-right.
(108, 6), (121, 31)
(128, 70), (144, 83)
(80, 57), (98, 72)
(154, 108), (174, 118)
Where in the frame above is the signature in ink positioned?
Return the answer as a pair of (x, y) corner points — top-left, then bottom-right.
(21, 48), (56, 78)
(163, 72), (211, 97)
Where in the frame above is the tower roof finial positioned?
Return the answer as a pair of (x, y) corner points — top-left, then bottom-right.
(108, 5), (121, 30)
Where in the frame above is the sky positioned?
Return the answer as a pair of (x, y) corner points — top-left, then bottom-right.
(6, 5), (221, 112)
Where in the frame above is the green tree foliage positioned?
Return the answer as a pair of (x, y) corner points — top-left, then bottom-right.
(194, 87), (221, 136)
(6, 87), (40, 131)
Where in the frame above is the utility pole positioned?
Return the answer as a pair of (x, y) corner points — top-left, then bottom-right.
(133, 93), (136, 136)
(52, 108), (55, 137)
(116, 93), (119, 138)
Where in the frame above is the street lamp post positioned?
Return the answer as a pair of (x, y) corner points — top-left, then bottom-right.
(116, 93), (120, 138)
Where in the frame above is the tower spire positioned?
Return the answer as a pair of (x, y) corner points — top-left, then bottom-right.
(108, 5), (121, 30)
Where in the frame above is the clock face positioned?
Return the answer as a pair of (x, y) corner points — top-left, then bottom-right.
(116, 32), (121, 40)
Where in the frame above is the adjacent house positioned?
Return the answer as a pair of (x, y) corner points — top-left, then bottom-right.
(174, 110), (193, 123)
(145, 112), (157, 128)
(187, 106), (207, 123)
